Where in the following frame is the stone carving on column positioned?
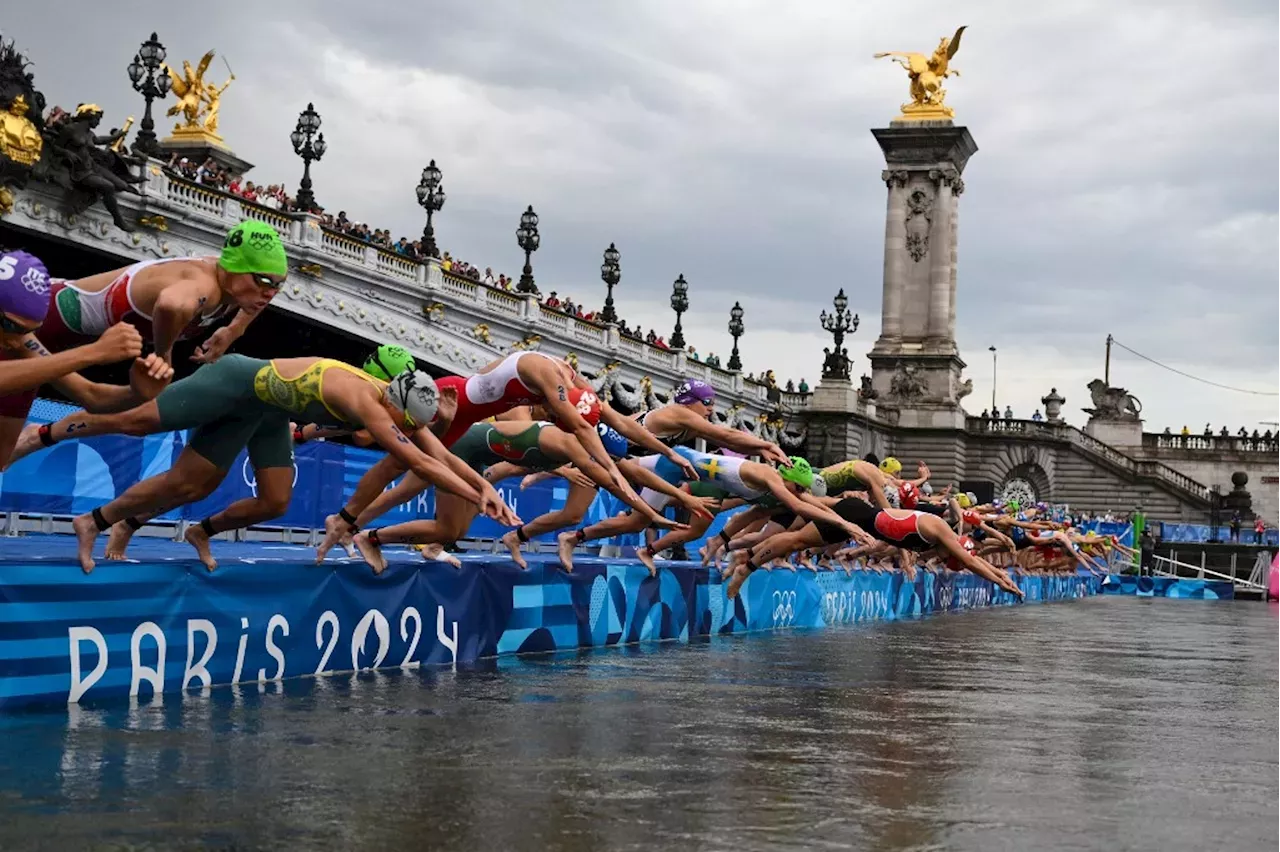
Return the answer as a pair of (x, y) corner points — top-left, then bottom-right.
(1083, 379), (1141, 420)
(889, 363), (927, 401)
(904, 189), (933, 262)
(858, 373), (879, 401)
(881, 168), (909, 188)
(955, 376), (973, 400)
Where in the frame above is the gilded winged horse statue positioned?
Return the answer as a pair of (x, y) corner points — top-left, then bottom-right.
(874, 26), (966, 119)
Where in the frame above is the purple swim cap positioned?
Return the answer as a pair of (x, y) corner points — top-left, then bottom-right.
(675, 379), (715, 405)
(0, 250), (51, 326)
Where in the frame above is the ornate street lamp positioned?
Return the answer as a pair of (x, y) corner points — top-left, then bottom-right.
(127, 32), (171, 158)
(599, 242), (621, 323)
(290, 102), (326, 212)
(727, 301), (745, 372)
(415, 159), (446, 258)
(819, 287), (860, 380)
(669, 274), (689, 349)
(516, 205), (540, 293)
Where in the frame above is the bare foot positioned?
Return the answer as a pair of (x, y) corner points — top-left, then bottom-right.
(500, 530), (528, 569)
(104, 521), (137, 560)
(339, 532), (357, 559)
(71, 513), (99, 575)
(9, 424), (44, 465)
(183, 525), (218, 572)
(354, 532), (388, 575)
(636, 547), (658, 578)
(418, 542), (462, 568)
(316, 513), (350, 564)
(556, 532), (578, 573)
(725, 564), (750, 600)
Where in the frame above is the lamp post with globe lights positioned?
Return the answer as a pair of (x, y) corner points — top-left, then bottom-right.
(819, 288), (859, 380)
(599, 243), (620, 323)
(727, 301), (745, 372)
(415, 160), (446, 259)
(290, 103), (326, 212)
(126, 32), (170, 158)
(516, 205), (540, 294)
(669, 274), (689, 349)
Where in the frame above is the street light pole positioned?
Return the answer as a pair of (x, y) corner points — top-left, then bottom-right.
(669, 274), (689, 349)
(819, 288), (859, 380)
(515, 205), (541, 294)
(599, 243), (620, 324)
(989, 345), (998, 413)
(415, 159), (446, 259)
(127, 32), (170, 158)
(290, 103), (326, 212)
(727, 301), (745, 372)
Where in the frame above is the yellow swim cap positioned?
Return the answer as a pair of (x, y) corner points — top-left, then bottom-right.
(879, 457), (902, 476)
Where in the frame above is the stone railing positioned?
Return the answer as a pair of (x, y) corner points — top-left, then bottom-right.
(9, 167), (795, 418)
(1144, 433), (1279, 454)
(965, 418), (1212, 504)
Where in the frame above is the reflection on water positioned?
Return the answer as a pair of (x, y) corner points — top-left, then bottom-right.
(0, 598), (1275, 851)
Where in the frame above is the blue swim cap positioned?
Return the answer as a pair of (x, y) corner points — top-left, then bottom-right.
(597, 423), (628, 458)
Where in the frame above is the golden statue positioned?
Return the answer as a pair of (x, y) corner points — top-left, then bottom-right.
(0, 94), (43, 166)
(874, 26), (966, 121)
(164, 50), (235, 141)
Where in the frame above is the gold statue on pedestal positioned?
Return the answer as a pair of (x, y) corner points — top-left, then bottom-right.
(0, 95), (43, 166)
(874, 26), (966, 121)
(163, 50), (235, 143)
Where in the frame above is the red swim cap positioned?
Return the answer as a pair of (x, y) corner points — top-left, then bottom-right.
(898, 481), (919, 508)
(558, 387), (601, 427)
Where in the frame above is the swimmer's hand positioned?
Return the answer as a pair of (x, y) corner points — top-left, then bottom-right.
(191, 326), (237, 364)
(671, 453), (699, 482)
(129, 354), (174, 399)
(92, 322), (143, 364)
(480, 485), (521, 527)
(678, 494), (718, 522)
(763, 444), (790, 466)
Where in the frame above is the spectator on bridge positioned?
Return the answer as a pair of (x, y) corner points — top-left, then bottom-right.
(645, 329), (658, 345)
(707, 353), (721, 367)
(688, 346), (700, 361)
(482, 267), (495, 286)
(1265, 429), (1273, 441)
(798, 378), (809, 393)
(785, 379), (795, 392)
(1237, 426), (1249, 438)
(1162, 426), (1172, 435)
(1181, 425), (1190, 436)
(544, 291), (561, 308)
(980, 409), (991, 421)
(1229, 512), (1241, 542)
(1204, 423), (1212, 436)
(562, 297), (577, 315)
(654, 336), (669, 349)
(1219, 426), (1230, 437)
(1031, 409), (1043, 422)
(1004, 405), (1014, 419)
(1251, 429), (1261, 440)
(1254, 517), (1267, 544)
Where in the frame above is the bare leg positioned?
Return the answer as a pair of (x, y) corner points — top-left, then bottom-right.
(556, 510), (649, 572)
(71, 448), (225, 574)
(501, 481), (596, 570)
(639, 511), (715, 576)
(10, 402), (163, 464)
(185, 466), (293, 571)
(353, 492), (475, 574)
(315, 454), (406, 563)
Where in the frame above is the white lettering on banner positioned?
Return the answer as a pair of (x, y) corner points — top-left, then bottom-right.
(436, 605), (458, 670)
(416, 491), (431, 513)
(67, 626), (109, 704)
(399, 607), (423, 669)
(315, 611), (340, 675)
(259, 615), (289, 682)
(351, 609), (391, 671)
(232, 617), (250, 684)
(129, 622), (166, 698)
(182, 619), (218, 690)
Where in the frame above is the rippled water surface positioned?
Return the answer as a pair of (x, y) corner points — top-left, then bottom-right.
(0, 596), (1275, 851)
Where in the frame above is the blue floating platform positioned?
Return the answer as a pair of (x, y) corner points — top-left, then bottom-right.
(0, 534), (1101, 711)
(1099, 573), (1234, 599)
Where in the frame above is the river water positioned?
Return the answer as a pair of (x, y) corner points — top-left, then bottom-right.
(0, 596), (1274, 851)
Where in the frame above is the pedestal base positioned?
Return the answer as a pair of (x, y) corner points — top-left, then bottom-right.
(1084, 417), (1143, 449)
(158, 135), (254, 178)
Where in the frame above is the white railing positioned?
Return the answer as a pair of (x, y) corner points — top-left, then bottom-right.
(571, 320), (608, 346)
(165, 179), (226, 218)
(319, 228), (366, 263)
(240, 202), (292, 235)
(375, 249), (420, 282)
(443, 272), (480, 301)
(484, 288), (523, 318)
(1151, 554), (1266, 592)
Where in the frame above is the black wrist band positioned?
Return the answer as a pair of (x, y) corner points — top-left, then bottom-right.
(367, 529), (382, 546)
(200, 517), (217, 537)
(124, 516), (144, 531)
(719, 530), (732, 545)
(516, 526), (529, 543)
(38, 424), (56, 447)
(339, 508), (359, 529)
(91, 507), (111, 531)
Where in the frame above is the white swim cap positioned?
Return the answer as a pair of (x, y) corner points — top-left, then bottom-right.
(385, 369), (439, 429)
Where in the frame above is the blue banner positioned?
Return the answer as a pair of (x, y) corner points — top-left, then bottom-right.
(1159, 523), (1278, 546)
(1100, 575), (1234, 599)
(0, 537), (1101, 710)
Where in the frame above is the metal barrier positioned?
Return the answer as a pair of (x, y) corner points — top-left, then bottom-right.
(1150, 553), (1266, 595)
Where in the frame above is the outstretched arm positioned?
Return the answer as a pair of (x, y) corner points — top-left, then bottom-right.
(599, 404), (701, 481)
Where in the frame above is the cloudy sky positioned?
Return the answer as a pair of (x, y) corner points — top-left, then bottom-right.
(7, 1), (1277, 429)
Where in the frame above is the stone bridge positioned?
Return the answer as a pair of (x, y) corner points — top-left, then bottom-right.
(0, 168), (809, 443)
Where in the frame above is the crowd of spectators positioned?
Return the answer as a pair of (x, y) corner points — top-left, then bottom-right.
(1165, 424), (1275, 443)
(167, 155), (302, 213)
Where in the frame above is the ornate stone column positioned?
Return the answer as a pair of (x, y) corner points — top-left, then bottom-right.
(867, 121), (977, 429)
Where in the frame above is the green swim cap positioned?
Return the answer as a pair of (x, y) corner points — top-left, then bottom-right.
(219, 220), (288, 277)
(778, 456), (814, 490)
(363, 344), (417, 381)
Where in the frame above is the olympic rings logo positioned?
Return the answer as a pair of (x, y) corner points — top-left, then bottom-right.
(772, 590), (796, 627)
(242, 456), (299, 497)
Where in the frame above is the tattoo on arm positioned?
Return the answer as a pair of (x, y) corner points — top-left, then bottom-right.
(557, 385), (567, 402)
(23, 338), (49, 355)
